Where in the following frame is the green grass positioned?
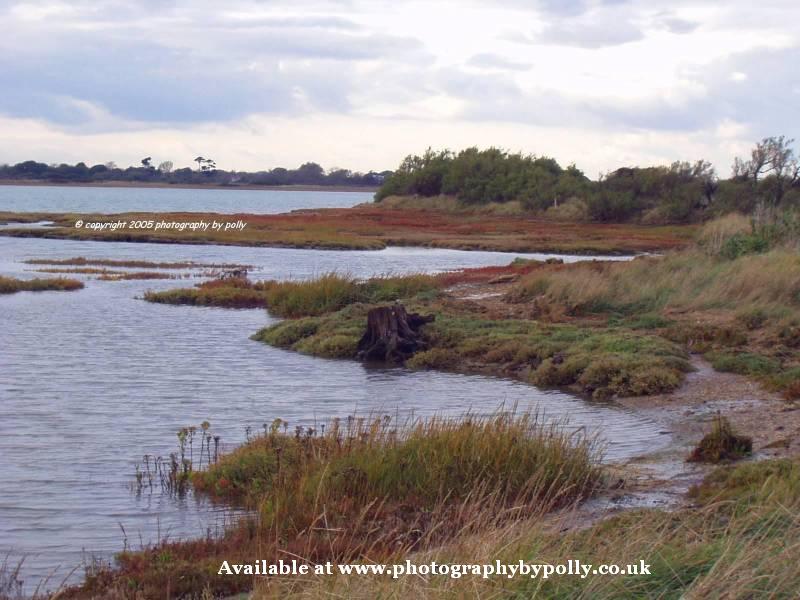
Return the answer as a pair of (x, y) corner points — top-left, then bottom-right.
(0, 275), (84, 294)
(144, 273), (441, 316)
(707, 351), (781, 376)
(256, 305), (691, 399)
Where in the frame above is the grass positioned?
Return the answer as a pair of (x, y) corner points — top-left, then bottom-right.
(256, 300), (690, 399)
(0, 207), (695, 254)
(505, 220), (800, 398)
(687, 414), (753, 463)
(246, 458), (800, 599)
(0, 275), (84, 294)
(69, 412), (601, 599)
(144, 277), (273, 308)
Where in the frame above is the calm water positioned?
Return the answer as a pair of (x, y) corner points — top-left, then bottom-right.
(0, 184), (372, 214)
(0, 235), (668, 590)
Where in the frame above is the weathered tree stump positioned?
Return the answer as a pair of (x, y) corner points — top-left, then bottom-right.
(357, 304), (435, 363)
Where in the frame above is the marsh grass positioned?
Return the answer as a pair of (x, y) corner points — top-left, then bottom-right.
(1, 208), (695, 254)
(506, 218), (800, 397)
(145, 272), (441, 315)
(258, 306), (691, 399)
(74, 412), (601, 599)
(252, 458), (800, 600)
(0, 275), (83, 294)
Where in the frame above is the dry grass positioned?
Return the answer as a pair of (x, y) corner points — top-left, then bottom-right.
(68, 412), (601, 599)
(252, 458), (800, 600)
(509, 249), (800, 316)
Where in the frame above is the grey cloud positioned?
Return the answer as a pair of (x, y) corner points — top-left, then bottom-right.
(0, 2), (429, 126)
(659, 16), (698, 34)
(538, 15), (643, 48)
(467, 53), (530, 71)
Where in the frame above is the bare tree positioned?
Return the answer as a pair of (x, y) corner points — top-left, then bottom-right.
(157, 160), (173, 174)
(733, 136), (798, 204)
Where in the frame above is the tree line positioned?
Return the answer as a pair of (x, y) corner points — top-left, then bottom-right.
(0, 158), (390, 188)
(375, 137), (800, 223)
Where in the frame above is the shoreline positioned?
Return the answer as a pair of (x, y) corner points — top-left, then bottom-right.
(0, 179), (379, 193)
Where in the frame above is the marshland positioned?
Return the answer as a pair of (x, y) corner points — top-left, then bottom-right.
(2, 141), (800, 599)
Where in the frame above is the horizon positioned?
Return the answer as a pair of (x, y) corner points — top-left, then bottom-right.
(1, 1), (798, 177)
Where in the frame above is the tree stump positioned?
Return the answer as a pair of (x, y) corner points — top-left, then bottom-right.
(357, 304), (435, 363)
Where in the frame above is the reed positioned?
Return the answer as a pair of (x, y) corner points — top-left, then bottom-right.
(73, 412), (600, 599)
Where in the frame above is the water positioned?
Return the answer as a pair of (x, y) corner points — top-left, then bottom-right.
(0, 235), (668, 590)
(0, 185), (372, 214)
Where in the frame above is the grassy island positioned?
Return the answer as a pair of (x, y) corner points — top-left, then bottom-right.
(0, 275), (84, 294)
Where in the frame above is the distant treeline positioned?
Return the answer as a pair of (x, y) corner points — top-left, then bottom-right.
(0, 158), (390, 188)
(376, 137), (800, 223)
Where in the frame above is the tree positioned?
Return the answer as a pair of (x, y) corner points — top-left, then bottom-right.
(158, 161), (173, 174)
(194, 156), (205, 171)
(732, 136), (799, 205)
(141, 157), (153, 169)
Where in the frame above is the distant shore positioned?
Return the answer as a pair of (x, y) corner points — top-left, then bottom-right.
(0, 179), (379, 193)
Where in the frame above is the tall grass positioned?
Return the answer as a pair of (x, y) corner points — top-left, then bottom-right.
(252, 459), (800, 600)
(145, 273), (441, 316)
(509, 250), (800, 316)
(74, 412), (601, 599)
(0, 275), (83, 294)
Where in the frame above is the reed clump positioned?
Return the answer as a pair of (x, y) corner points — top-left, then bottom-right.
(0, 275), (83, 294)
(73, 413), (600, 599)
(687, 414), (753, 463)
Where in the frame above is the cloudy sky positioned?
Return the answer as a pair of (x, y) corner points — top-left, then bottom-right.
(0, 0), (798, 176)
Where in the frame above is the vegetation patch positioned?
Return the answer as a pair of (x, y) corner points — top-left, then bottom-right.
(0, 207), (695, 254)
(688, 415), (753, 463)
(256, 302), (690, 399)
(144, 277), (272, 308)
(71, 413), (600, 599)
(0, 275), (83, 294)
(145, 273), (441, 315)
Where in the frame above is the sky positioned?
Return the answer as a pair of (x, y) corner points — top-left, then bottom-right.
(0, 0), (798, 177)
